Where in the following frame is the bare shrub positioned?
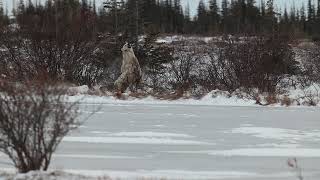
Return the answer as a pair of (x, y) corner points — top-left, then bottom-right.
(300, 84), (320, 106)
(136, 32), (174, 92)
(95, 34), (127, 88)
(264, 94), (278, 105)
(168, 43), (203, 94)
(280, 95), (292, 106)
(298, 41), (320, 83)
(205, 36), (299, 93)
(0, 26), (128, 88)
(0, 81), (79, 173)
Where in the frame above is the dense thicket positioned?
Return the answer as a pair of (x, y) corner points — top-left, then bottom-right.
(0, 0), (318, 95)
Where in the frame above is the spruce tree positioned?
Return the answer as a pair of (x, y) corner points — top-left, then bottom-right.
(221, 0), (229, 32)
(246, 0), (260, 33)
(260, 0), (265, 17)
(125, 0), (143, 48)
(300, 5), (307, 33)
(265, 0), (276, 36)
(173, 0), (183, 33)
(316, 0), (320, 35)
(197, 0), (208, 34)
(208, 0), (219, 34)
(307, 0), (315, 34)
(183, 2), (192, 33)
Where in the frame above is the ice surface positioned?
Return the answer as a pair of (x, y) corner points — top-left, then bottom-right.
(109, 131), (194, 138)
(167, 148), (320, 157)
(63, 136), (212, 145)
(226, 126), (320, 142)
(2, 104), (320, 180)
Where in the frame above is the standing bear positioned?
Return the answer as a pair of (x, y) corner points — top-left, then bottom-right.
(114, 43), (142, 94)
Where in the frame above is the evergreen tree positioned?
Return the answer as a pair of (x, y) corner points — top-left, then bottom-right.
(125, 0), (145, 48)
(300, 5), (307, 33)
(196, 0), (208, 34)
(183, 2), (192, 33)
(229, 0), (241, 33)
(184, 2), (190, 21)
(289, 5), (297, 35)
(163, 0), (173, 33)
(265, 0), (277, 36)
(0, 1), (9, 29)
(307, 0), (315, 34)
(221, 0), (229, 32)
(97, 7), (109, 32)
(11, 0), (320, 38)
(318, 0), (320, 19)
(208, 0), (219, 34)
(260, 0), (265, 17)
(316, 0), (320, 34)
(173, 0), (183, 33)
(280, 7), (289, 34)
(246, 0), (260, 33)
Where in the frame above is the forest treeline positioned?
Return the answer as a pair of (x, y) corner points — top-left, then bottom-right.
(0, 0), (319, 42)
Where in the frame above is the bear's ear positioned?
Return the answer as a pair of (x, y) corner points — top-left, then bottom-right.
(123, 42), (128, 48)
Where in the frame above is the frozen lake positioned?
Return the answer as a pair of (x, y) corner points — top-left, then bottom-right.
(2, 103), (320, 179)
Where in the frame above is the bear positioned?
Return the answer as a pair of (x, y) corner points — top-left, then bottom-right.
(114, 43), (142, 94)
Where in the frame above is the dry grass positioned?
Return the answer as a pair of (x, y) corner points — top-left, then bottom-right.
(280, 95), (292, 106)
(264, 94), (278, 105)
(152, 90), (184, 100)
(129, 92), (149, 98)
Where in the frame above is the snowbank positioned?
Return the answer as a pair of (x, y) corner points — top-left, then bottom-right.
(64, 81), (320, 107)
(155, 35), (222, 44)
(67, 85), (90, 95)
(0, 170), (105, 180)
(0, 169), (299, 180)
(67, 90), (257, 107)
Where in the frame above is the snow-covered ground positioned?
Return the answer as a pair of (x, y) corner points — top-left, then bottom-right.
(67, 90), (257, 107)
(66, 80), (320, 107)
(155, 35), (217, 44)
(1, 102), (320, 180)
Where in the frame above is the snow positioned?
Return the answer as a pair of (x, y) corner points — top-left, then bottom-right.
(119, 112), (199, 117)
(156, 36), (217, 44)
(67, 90), (257, 107)
(68, 85), (90, 95)
(54, 154), (138, 159)
(109, 131), (194, 138)
(2, 101), (320, 179)
(3, 170), (98, 180)
(63, 136), (212, 145)
(287, 83), (320, 105)
(68, 169), (260, 179)
(253, 143), (300, 148)
(63, 130), (210, 146)
(1, 169), (300, 180)
(203, 148), (320, 157)
(69, 169), (286, 179)
(63, 81), (320, 107)
(165, 148), (320, 157)
(226, 126), (320, 143)
(0, 152), (139, 161)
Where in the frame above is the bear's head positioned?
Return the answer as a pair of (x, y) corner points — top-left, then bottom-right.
(121, 42), (134, 53)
